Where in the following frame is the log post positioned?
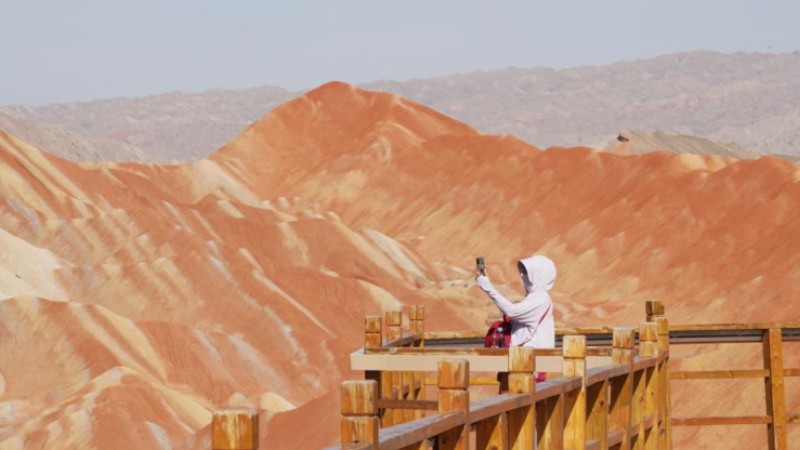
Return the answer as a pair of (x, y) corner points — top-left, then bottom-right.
(212, 408), (259, 450)
(646, 300), (672, 450)
(509, 346), (536, 450)
(409, 305), (426, 420)
(365, 315), (383, 350)
(383, 311), (403, 426)
(639, 323), (659, 450)
(385, 311), (403, 343)
(341, 380), (380, 449)
(408, 305), (425, 343)
(437, 359), (470, 450)
(586, 372), (608, 449)
(364, 315), (385, 425)
(563, 335), (587, 450)
(610, 328), (635, 450)
(763, 327), (788, 450)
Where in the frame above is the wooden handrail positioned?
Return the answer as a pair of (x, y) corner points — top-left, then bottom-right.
(243, 301), (798, 449)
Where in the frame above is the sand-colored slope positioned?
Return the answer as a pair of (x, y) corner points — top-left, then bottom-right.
(0, 128), (476, 449)
(209, 82), (800, 327)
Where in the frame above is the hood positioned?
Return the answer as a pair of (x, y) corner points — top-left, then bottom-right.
(517, 255), (557, 294)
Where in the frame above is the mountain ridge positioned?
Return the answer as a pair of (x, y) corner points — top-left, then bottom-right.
(4, 51), (800, 162)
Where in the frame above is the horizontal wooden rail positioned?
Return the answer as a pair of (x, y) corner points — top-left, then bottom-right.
(379, 411), (465, 450)
(535, 376), (583, 401)
(672, 369), (770, 380)
(673, 416), (773, 426)
(468, 393), (532, 424)
(376, 399), (437, 411)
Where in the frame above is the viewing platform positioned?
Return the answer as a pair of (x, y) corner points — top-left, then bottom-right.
(212, 301), (799, 449)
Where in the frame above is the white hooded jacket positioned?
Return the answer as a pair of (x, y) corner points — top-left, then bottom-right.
(476, 255), (556, 349)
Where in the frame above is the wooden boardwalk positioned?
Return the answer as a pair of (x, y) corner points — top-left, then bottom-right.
(212, 301), (799, 449)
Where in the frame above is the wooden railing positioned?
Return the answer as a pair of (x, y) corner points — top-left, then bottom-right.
(318, 300), (674, 450)
(210, 301), (798, 450)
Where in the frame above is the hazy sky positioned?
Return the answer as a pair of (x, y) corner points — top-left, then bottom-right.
(2, 0), (799, 105)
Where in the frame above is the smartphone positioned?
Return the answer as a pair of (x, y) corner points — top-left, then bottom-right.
(476, 257), (486, 276)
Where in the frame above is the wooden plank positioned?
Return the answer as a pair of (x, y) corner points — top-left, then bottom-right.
(508, 346), (536, 450)
(609, 328), (635, 450)
(353, 350), (610, 373)
(788, 415), (800, 424)
(386, 333), (424, 348)
(606, 429), (624, 447)
(671, 369), (769, 380)
(537, 394), (565, 450)
(672, 416), (772, 426)
(437, 360), (469, 450)
(638, 322), (659, 450)
(535, 377), (582, 401)
(670, 323), (800, 332)
(763, 328), (788, 450)
(585, 380), (608, 450)
(469, 393), (533, 424)
(379, 411), (465, 450)
(632, 355), (658, 372)
(562, 335), (587, 450)
(475, 413), (508, 450)
(783, 368), (800, 377)
(585, 439), (601, 450)
(586, 364), (630, 385)
(377, 399), (438, 411)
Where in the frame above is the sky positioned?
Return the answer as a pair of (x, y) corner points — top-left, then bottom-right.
(2, 0), (799, 105)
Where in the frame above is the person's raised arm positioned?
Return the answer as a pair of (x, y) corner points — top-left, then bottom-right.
(475, 275), (536, 319)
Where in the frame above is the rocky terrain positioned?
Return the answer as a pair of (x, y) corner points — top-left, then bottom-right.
(0, 83), (798, 448)
(3, 51), (799, 162)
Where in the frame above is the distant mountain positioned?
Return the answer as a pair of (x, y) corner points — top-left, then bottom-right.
(2, 51), (799, 162)
(365, 51), (800, 156)
(604, 129), (759, 159)
(2, 86), (293, 162)
(0, 109), (147, 162)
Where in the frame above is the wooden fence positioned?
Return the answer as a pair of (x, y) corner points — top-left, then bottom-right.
(211, 301), (799, 449)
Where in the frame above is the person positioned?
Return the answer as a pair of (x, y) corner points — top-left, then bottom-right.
(475, 254), (556, 381)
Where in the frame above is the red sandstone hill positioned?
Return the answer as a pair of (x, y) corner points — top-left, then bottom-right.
(1, 82), (799, 448)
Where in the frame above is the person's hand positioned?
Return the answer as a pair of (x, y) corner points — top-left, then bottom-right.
(475, 273), (491, 290)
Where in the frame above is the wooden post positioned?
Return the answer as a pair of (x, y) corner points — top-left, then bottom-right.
(409, 305), (425, 341)
(610, 328), (635, 450)
(586, 374), (608, 450)
(509, 346), (536, 450)
(212, 408), (259, 450)
(438, 359), (470, 450)
(385, 311), (403, 343)
(365, 316), (383, 350)
(639, 323), (659, 450)
(644, 300), (664, 323)
(537, 390), (565, 450)
(646, 299), (672, 450)
(408, 305), (426, 420)
(763, 328), (788, 450)
(341, 380), (379, 449)
(382, 311), (403, 426)
(476, 414), (508, 450)
(563, 335), (587, 450)
(364, 315), (385, 426)
(537, 343), (564, 450)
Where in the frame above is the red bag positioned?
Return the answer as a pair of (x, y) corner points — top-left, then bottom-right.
(484, 316), (512, 348)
